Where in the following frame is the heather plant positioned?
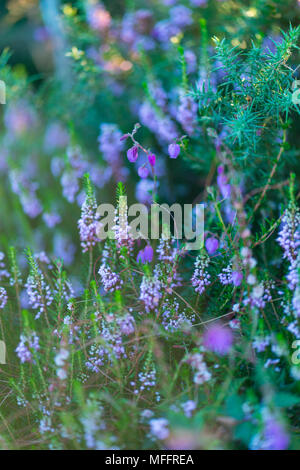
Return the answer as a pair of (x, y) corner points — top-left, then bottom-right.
(0, 0), (299, 451)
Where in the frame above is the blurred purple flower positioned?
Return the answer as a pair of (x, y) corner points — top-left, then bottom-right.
(232, 271), (243, 287)
(203, 323), (233, 355)
(205, 237), (219, 255)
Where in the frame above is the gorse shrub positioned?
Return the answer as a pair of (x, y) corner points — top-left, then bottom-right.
(0, 0), (299, 450)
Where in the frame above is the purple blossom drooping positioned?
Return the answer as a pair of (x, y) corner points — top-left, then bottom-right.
(127, 146), (139, 163)
(168, 143), (180, 159)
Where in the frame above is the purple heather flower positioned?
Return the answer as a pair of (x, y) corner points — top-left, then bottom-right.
(148, 153), (156, 166)
(186, 352), (211, 384)
(99, 263), (123, 292)
(263, 417), (290, 450)
(149, 418), (169, 440)
(78, 193), (101, 253)
(203, 323), (233, 355)
(44, 122), (69, 152)
(98, 123), (127, 182)
(277, 205), (300, 290)
(205, 237), (219, 255)
(127, 146), (139, 163)
(16, 333), (40, 363)
(4, 101), (37, 136)
(218, 264), (233, 285)
(138, 165), (149, 178)
(232, 271), (243, 287)
(192, 253), (211, 294)
(137, 245), (154, 264)
(140, 275), (162, 312)
(185, 49), (197, 74)
(53, 234), (76, 267)
(168, 143), (180, 159)
(0, 287), (8, 309)
(138, 100), (178, 144)
(135, 179), (155, 205)
(182, 400), (196, 418)
(169, 5), (193, 28)
(118, 314), (135, 335)
(43, 212), (61, 228)
(148, 81), (168, 109)
(61, 171), (79, 203)
(152, 20), (181, 44)
(176, 93), (197, 136)
(26, 269), (53, 320)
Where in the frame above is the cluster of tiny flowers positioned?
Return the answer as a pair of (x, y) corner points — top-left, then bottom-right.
(131, 367), (157, 395)
(139, 275), (162, 312)
(99, 263), (123, 292)
(156, 237), (179, 263)
(277, 206), (300, 264)
(253, 335), (271, 353)
(191, 253), (211, 294)
(16, 333), (40, 363)
(54, 347), (69, 380)
(293, 283), (300, 318)
(0, 287), (8, 309)
(244, 282), (274, 310)
(161, 299), (195, 333)
(53, 315), (81, 345)
(149, 418), (169, 440)
(0, 252), (9, 281)
(26, 270), (53, 319)
(78, 193), (101, 252)
(112, 206), (135, 256)
(277, 205), (300, 290)
(218, 264), (233, 285)
(118, 313), (135, 335)
(181, 400), (197, 418)
(186, 352), (212, 385)
(86, 320), (126, 372)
